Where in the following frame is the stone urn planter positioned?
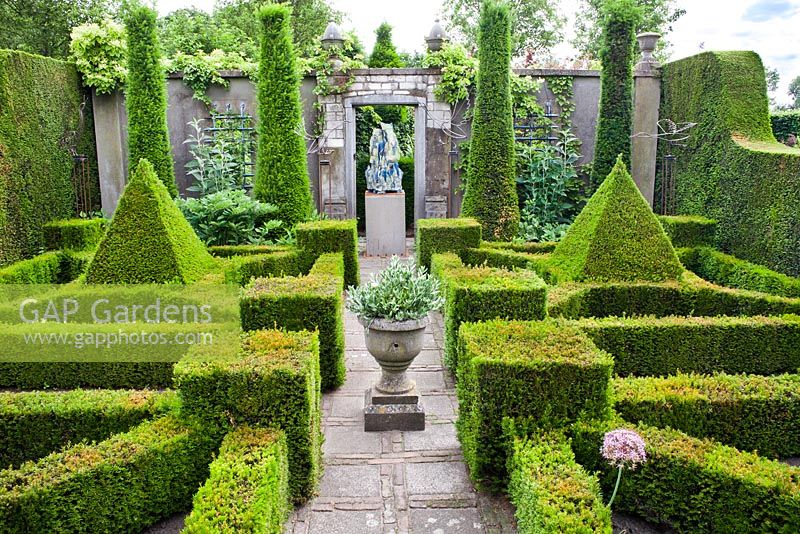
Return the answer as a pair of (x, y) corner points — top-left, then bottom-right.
(346, 257), (443, 431)
(361, 316), (429, 394)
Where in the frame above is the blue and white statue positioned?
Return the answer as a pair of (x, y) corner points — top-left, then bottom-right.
(365, 123), (403, 193)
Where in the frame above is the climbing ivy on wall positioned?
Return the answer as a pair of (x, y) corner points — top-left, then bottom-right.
(125, 4), (177, 196)
(590, 0), (640, 190)
(548, 75), (575, 129)
(0, 51), (98, 266)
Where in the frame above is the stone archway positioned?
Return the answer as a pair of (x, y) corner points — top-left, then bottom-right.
(343, 94), (427, 222)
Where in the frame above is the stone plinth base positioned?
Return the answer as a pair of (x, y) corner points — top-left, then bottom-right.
(365, 191), (406, 257)
(364, 385), (425, 431)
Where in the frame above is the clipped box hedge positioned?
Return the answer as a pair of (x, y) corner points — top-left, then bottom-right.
(508, 433), (611, 534)
(657, 215), (717, 248)
(456, 320), (613, 488)
(461, 245), (543, 272)
(479, 241), (557, 254)
(433, 253), (547, 370)
(208, 244), (293, 258)
(679, 246), (800, 298)
(576, 314), (800, 377)
(415, 218), (482, 271)
(613, 373), (800, 458)
(174, 329), (322, 502)
(0, 362), (176, 390)
(43, 218), (107, 251)
(571, 418), (800, 533)
(0, 415), (215, 533)
(240, 253), (345, 390)
(296, 219), (359, 287)
(0, 250), (95, 284)
(184, 426), (290, 533)
(224, 249), (313, 286)
(0, 388), (178, 468)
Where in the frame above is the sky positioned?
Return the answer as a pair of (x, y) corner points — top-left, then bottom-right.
(155, 0), (800, 105)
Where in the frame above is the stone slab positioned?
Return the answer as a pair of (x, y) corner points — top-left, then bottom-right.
(364, 390), (425, 432)
(367, 384), (421, 405)
(410, 507), (484, 533)
(406, 462), (474, 495)
(318, 465), (382, 498)
(307, 510), (382, 534)
(365, 192), (406, 257)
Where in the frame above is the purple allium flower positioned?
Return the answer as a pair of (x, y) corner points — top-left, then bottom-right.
(601, 429), (647, 470)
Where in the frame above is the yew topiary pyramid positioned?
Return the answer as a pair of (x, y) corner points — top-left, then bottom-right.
(549, 156), (683, 282)
(85, 159), (215, 283)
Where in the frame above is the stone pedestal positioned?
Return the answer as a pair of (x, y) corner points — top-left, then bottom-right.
(364, 385), (425, 431)
(365, 192), (406, 256)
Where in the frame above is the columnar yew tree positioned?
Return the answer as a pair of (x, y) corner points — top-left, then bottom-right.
(590, 0), (640, 191)
(254, 3), (312, 228)
(368, 23), (403, 68)
(124, 4), (177, 196)
(461, 0), (519, 241)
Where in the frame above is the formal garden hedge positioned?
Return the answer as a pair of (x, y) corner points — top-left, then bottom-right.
(43, 218), (107, 251)
(0, 388), (178, 468)
(613, 373), (800, 458)
(0, 50), (98, 267)
(416, 218), (482, 271)
(0, 415), (215, 532)
(571, 418), (800, 532)
(0, 250), (92, 284)
(679, 246), (800, 297)
(657, 215), (717, 248)
(223, 248), (312, 286)
(240, 253), (345, 389)
(661, 51), (800, 276)
(432, 252), (547, 369)
(771, 110), (800, 143)
(184, 426), (290, 533)
(296, 219), (359, 287)
(173, 329), (322, 502)
(507, 432), (611, 534)
(456, 320), (613, 489)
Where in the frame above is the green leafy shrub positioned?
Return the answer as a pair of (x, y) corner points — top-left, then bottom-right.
(184, 427), (290, 533)
(548, 157), (683, 283)
(679, 246), (800, 298)
(0, 389), (178, 468)
(571, 418), (800, 533)
(575, 314), (800, 377)
(0, 252), (62, 284)
(661, 51), (800, 276)
(461, 246), (542, 271)
(223, 249), (313, 286)
(69, 19), (127, 95)
(770, 109), (800, 143)
(296, 219), (359, 287)
(177, 190), (285, 247)
(347, 257), (443, 322)
(174, 329), (322, 502)
(415, 218), (482, 271)
(423, 42), (478, 105)
(240, 253), (345, 390)
(166, 50), (255, 105)
(456, 320), (613, 489)
(479, 241), (557, 254)
(124, 4), (177, 195)
(253, 4), (312, 228)
(590, 0), (639, 190)
(508, 433), (612, 533)
(657, 215), (717, 248)
(86, 159), (215, 283)
(0, 415), (215, 532)
(433, 253), (547, 369)
(0, 50), (98, 266)
(613, 372), (800, 458)
(43, 218), (107, 251)
(209, 244), (292, 258)
(460, 0), (520, 241)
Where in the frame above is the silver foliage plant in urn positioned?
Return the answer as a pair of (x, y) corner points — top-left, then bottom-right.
(346, 257), (444, 394)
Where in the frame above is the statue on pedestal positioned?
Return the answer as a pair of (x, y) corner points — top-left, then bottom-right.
(365, 123), (403, 193)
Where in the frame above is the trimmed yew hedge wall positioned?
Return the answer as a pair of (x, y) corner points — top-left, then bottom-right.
(416, 218), (482, 271)
(657, 215), (717, 248)
(296, 219), (359, 287)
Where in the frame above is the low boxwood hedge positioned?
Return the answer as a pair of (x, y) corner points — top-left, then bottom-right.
(571, 418), (800, 533)
(461, 246), (543, 272)
(456, 320), (613, 489)
(575, 315), (800, 377)
(296, 219), (359, 288)
(183, 426), (290, 533)
(0, 362), (176, 390)
(507, 432), (611, 533)
(223, 249), (313, 286)
(479, 241), (557, 254)
(0, 414), (215, 533)
(208, 244), (293, 258)
(0, 250), (95, 284)
(415, 218), (482, 272)
(657, 215), (717, 248)
(173, 329), (322, 502)
(240, 253), (345, 390)
(43, 218), (107, 251)
(433, 253), (547, 370)
(0, 388), (178, 468)
(679, 246), (800, 298)
(613, 372), (800, 458)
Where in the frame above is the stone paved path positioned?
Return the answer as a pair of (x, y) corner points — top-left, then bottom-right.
(285, 256), (516, 534)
